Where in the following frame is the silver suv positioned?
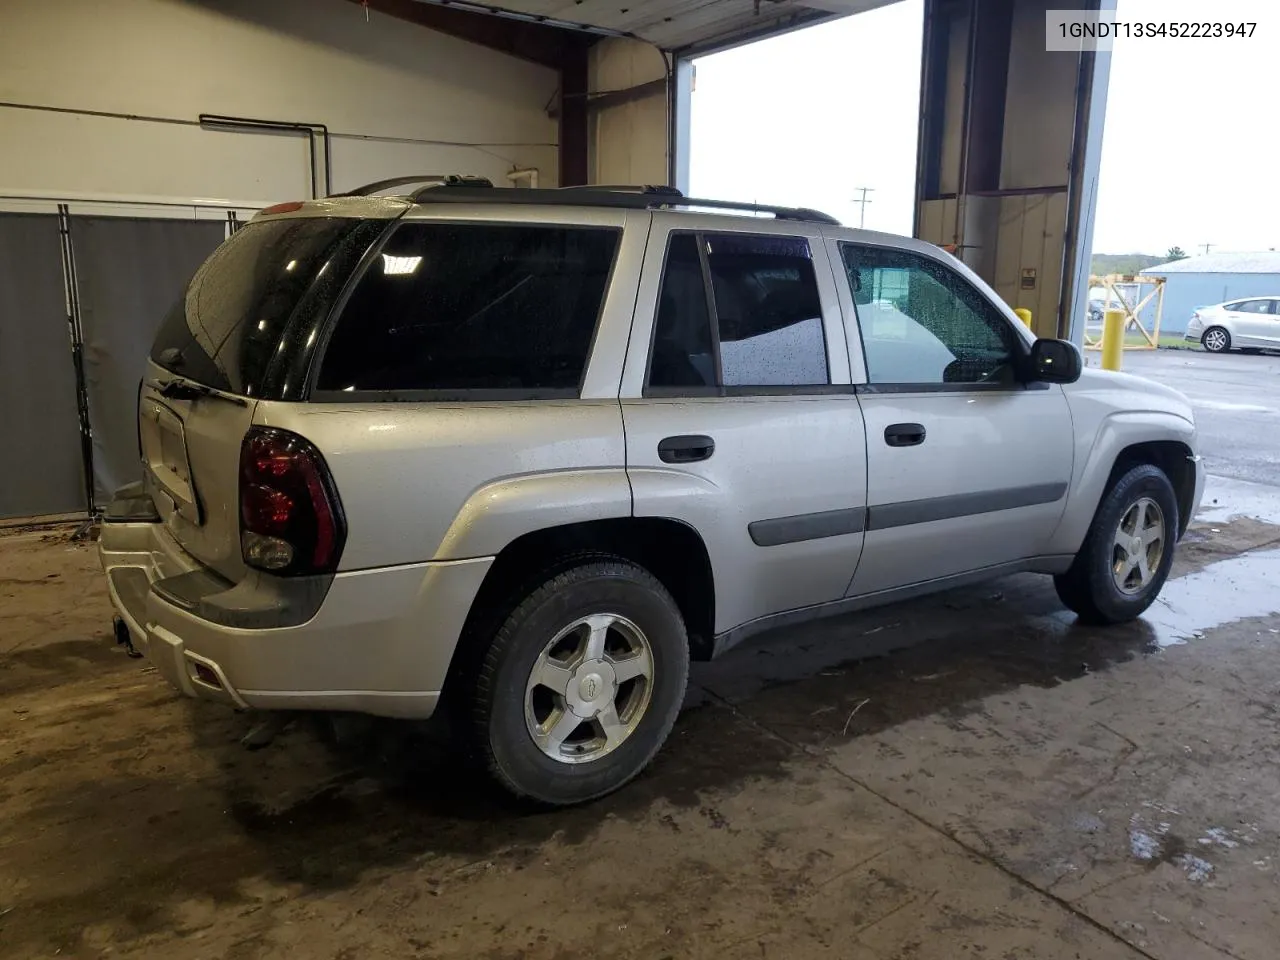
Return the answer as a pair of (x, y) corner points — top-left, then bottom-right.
(100, 179), (1204, 805)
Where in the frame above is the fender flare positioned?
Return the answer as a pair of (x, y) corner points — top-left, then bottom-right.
(432, 468), (634, 561)
(1048, 411), (1196, 555)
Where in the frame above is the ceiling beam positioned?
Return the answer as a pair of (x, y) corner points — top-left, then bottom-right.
(348, 0), (591, 70)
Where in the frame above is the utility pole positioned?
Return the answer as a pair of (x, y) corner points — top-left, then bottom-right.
(851, 187), (875, 229)
(1200, 243), (1213, 256)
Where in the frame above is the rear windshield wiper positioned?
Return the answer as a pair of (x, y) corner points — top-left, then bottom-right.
(147, 376), (247, 407)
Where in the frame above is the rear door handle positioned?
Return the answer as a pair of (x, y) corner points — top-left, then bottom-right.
(658, 434), (715, 463)
(884, 423), (926, 447)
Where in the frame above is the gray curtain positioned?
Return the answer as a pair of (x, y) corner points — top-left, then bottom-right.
(73, 217), (225, 503)
(0, 214), (87, 519)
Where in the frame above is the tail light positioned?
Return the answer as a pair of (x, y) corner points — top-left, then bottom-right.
(257, 200), (305, 217)
(239, 427), (345, 575)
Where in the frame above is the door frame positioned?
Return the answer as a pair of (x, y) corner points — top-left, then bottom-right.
(619, 211), (869, 640)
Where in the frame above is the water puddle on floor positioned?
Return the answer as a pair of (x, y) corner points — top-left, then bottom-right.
(1139, 546), (1280, 647)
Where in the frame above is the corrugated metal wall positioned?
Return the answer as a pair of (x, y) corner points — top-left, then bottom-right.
(0, 215), (88, 518)
(74, 217), (225, 504)
(0, 211), (224, 520)
(1142, 274), (1280, 334)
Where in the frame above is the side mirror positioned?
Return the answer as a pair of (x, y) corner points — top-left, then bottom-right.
(1028, 338), (1082, 384)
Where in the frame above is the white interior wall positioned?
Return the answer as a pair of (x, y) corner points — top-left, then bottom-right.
(589, 38), (669, 186)
(0, 0), (560, 212)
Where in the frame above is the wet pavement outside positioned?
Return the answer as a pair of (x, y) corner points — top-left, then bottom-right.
(4, 350), (1280, 960)
(1110, 349), (1280, 487)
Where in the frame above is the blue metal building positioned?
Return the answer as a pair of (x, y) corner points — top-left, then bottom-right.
(1141, 252), (1280, 334)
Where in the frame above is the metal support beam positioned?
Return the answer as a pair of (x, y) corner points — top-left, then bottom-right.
(964, 0), (1013, 193)
(670, 58), (693, 192)
(560, 43), (590, 186)
(1062, 0), (1116, 344)
(582, 77), (668, 112)
(351, 0), (583, 68)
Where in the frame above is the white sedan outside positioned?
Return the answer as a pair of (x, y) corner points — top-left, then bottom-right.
(1185, 296), (1280, 352)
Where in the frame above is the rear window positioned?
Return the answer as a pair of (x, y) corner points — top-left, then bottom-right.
(314, 222), (620, 396)
(150, 218), (364, 396)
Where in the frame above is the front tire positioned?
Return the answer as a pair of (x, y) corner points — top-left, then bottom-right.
(462, 559), (689, 806)
(1202, 326), (1231, 352)
(1054, 464), (1179, 625)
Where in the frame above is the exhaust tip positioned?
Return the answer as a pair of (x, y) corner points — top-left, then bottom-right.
(191, 661), (223, 690)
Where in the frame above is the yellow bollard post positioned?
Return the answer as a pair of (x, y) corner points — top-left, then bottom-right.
(1013, 308), (1033, 330)
(1101, 308), (1125, 371)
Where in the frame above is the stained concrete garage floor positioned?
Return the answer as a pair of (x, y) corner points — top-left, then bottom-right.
(4, 351), (1280, 960)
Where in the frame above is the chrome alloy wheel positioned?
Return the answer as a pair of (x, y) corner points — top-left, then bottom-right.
(1203, 328), (1229, 352)
(1111, 497), (1166, 595)
(524, 613), (654, 764)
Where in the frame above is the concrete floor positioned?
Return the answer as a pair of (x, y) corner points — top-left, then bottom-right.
(4, 350), (1280, 960)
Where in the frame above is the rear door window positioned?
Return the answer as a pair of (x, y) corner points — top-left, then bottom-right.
(315, 223), (620, 397)
(647, 232), (829, 393)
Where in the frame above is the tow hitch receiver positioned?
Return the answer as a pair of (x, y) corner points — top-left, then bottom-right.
(113, 616), (143, 659)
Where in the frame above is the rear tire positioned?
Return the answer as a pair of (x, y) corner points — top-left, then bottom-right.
(461, 558), (689, 806)
(1201, 326), (1231, 352)
(1054, 464), (1179, 625)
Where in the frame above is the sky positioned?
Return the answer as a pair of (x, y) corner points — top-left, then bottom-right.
(689, 0), (923, 237)
(689, 0), (1279, 256)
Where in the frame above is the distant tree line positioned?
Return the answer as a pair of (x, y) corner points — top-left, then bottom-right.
(1090, 252), (1173, 277)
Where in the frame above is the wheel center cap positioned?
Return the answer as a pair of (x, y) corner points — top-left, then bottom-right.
(1130, 536), (1144, 556)
(578, 672), (604, 702)
(566, 660), (617, 719)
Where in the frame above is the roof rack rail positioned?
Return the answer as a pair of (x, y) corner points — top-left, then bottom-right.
(555, 184), (684, 197)
(333, 175), (494, 198)
(407, 183), (840, 225)
(663, 195), (840, 225)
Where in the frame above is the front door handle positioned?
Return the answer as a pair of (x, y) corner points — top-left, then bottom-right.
(884, 423), (926, 447)
(658, 434), (715, 463)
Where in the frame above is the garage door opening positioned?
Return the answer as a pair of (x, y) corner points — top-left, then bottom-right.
(688, 0), (923, 235)
(1088, 0), (1280, 348)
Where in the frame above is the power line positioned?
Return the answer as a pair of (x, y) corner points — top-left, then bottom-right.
(851, 187), (875, 228)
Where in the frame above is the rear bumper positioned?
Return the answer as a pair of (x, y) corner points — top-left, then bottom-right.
(99, 517), (492, 719)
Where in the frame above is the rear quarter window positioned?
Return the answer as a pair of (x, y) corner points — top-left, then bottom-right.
(150, 218), (367, 396)
(315, 222), (621, 397)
